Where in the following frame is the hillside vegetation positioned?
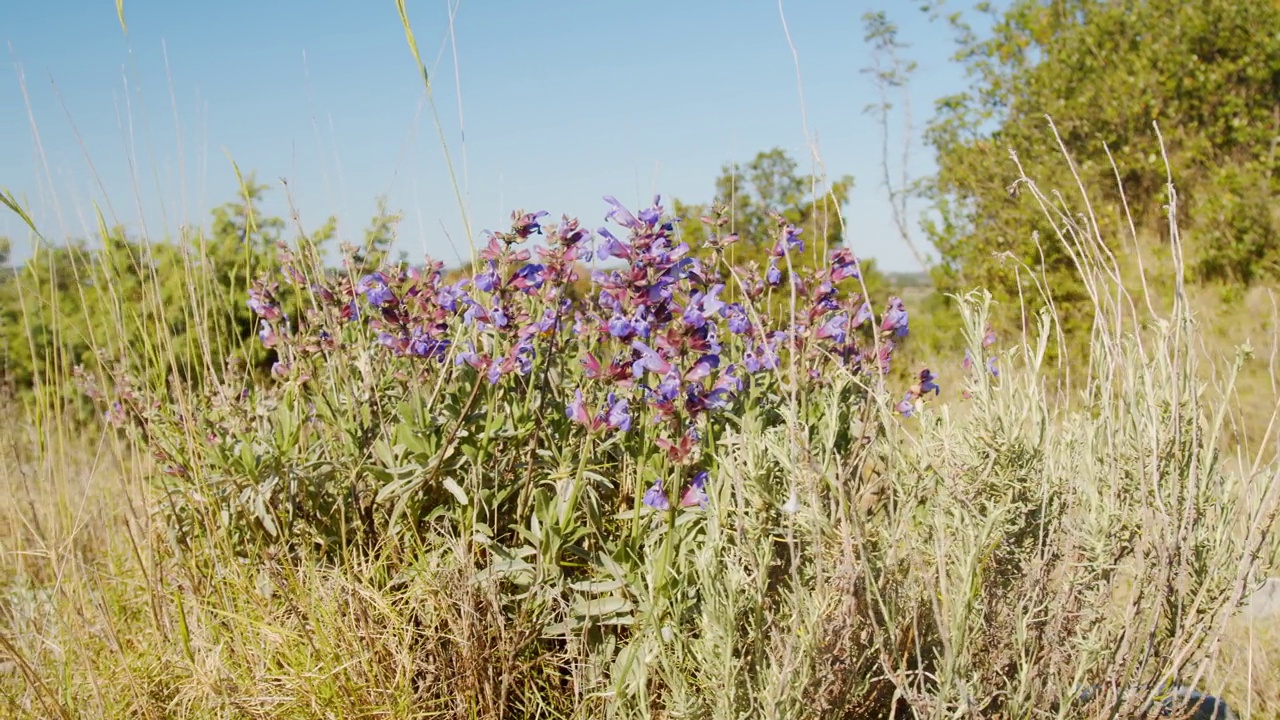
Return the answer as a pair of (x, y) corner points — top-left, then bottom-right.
(3, 1), (1280, 718)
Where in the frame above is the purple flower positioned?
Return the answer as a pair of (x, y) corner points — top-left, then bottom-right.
(642, 479), (671, 511)
(555, 217), (591, 248)
(874, 339), (896, 374)
(685, 354), (720, 383)
(511, 263), (546, 293)
(513, 341), (535, 374)
(683, 284), (726, 329)
(631, 310), (652, 339)
(104, 401), (126, 427)
(716, 364), (744, 393)
(723, 303), (751, 334)
(852, 302), (873, 328)
(881, 297), (909, 337)
(596, 228), (632, 262)
(603, 196), (642, 230)
(982, 325), (997, 348)
(631, 341), (674, 377)
(816, 313), (849, 344)
(456, 343), (486, 369)
(475, 262), (500, 293)
(679, 470), (709, 508)
(608, 314), (634, 339)
(813, 281), (840, 312)
(896, 393), (915, 417)
(259, 323), (278, 348)
(781, 224), (803, 253)
(830, 248), (861, 282)
(682, 304), (708, 330)
(654, 373), (682, 403)
(637, 195), (664, 226)
(408, 332), (450, 361)
(514, 210), (548, 237)
(358, 273), (397, 307)
(963, 351), (999, 377)
(533, 308), (559, 335)
(606, 394), (631, 432)
(766, 259), (782, 286)
(246, 293), (281, 321)
(437, 279), (470, 312)
(598, 288), (623, 314)
(491, 304), (510, 328)
(567, 389), (591, 425)
(701, 284), (726, 314)
(917, 368), (940, 396)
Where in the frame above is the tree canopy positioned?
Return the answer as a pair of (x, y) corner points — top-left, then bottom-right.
(924, 0), (1280, 326)
(674, 148), (854, 269)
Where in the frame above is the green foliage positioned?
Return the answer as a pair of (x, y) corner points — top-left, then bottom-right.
(0, 177), (336, 404)
(6, 285), (1275, 718)
(925, 0), (1280, 331)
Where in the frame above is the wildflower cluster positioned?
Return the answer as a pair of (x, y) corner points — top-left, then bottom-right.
(92, 192), (944, 544)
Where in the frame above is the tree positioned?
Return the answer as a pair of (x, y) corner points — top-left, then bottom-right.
(674, 147), (855, 273)
(923, 0), (1280, 328)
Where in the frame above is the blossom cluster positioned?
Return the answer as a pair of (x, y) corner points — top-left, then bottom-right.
(239, 194), (940, 514)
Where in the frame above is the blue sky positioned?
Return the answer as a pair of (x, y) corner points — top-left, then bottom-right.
(1, 0), (990, 272)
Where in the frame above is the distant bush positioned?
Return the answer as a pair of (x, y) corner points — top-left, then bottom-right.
(0, 178), (345, 411)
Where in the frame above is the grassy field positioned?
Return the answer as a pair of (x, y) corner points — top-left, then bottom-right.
(2, 6), (1279, 714)
(2, 169), (1279, 720)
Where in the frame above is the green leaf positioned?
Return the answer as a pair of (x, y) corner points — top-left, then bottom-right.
(570, 595), (633, 618)
(569, 579), (626, 594)
(441, 477), (468, 505)
(0, 189), (43, 240)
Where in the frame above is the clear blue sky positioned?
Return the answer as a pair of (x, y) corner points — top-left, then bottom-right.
(1, 0), (992, 273)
